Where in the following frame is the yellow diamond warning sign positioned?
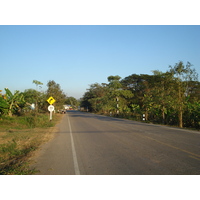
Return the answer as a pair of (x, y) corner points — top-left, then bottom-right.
(47, 96), (56, 105)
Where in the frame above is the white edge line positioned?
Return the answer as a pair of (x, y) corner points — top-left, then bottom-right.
(67, 114), (80, 175)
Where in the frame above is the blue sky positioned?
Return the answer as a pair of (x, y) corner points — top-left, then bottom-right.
(0, 25), (200, 99)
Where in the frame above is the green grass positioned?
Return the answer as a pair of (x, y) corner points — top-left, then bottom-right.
(0, 113), (54, 129)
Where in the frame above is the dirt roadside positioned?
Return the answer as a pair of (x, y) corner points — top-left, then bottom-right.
(27, 114), (65, 173)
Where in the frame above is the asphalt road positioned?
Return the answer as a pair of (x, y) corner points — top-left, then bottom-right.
(31, 110), (200, 175)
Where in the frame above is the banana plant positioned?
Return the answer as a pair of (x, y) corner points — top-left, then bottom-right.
(0, 95), (9, 115)
(4, 88), (25, 117)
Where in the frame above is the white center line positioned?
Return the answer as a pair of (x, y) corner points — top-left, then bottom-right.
(67, 114), (80, 175)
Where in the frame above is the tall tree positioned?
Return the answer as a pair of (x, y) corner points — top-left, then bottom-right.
(169, 61), (198, 128)
(46, 80), (66, 109)
(151, 71), (175, 124)
(121, 74), (154, 120)
(81, 83), (108, 112)
(65, 97), (79, 109)
(32, 80), (44, 112)
(81, 62), (199, 129)
(107, 75), (133, 114)
(23, 89), (47, 113)
(33, 80), (43, 90)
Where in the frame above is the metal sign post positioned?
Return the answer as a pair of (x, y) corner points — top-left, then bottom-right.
(48, 105), (55, 121)
(50, 111), (53, 121)
(47, 96), (56, 121)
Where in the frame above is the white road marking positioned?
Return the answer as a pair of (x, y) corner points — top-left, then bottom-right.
(67, 114), (80, 175)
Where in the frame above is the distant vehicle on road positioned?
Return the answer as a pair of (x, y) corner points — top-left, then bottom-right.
(58, 109), (66, 114)
(64, 105), (73, 110)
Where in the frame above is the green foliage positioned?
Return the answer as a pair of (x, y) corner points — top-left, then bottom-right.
(0, 96), (9, 115)
(65, 96), (80, 109)
(0, 88), (25, 117)
(22, 113), (53, 128)
(32, 80), (43, 91)
(23, 88), (48, 113)
(0, 113), (54, 129)
(46, 80), (67, 109)
(184, 101), (200, 129)
(81, 76), (134, 114)
(81, 62), (200, 129)
(168, 61), (198, 127)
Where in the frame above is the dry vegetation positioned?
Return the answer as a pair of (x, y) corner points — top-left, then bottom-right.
(0, 113), (63, 175)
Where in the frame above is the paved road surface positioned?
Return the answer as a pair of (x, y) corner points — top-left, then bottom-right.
(31, 110), (200, 175)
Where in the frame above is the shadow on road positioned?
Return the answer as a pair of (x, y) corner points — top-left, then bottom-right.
(66, 110), (200, 134)
(67, 110), (136, 123)
(66, 110), (164, 128)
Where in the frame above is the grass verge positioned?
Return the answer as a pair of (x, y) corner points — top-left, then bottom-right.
(0, 113), (63, 175)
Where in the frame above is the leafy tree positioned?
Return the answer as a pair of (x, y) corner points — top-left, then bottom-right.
(23, 89), (47, 113)
(184, 100), (200, 129)
(121, 74), (154, 120)
(81, 76), (133, 115)
(121, 62), (199, 127)
(65, 97), (80, 109)
(81, 62), (199, 129)
(46, 80), (66, 110)
(33, 80), (43, 90)
(150, 71), (175, 124)
(169, 61), (198, 128)
(32, 80), (44, 112)
(81, 83), (108, 112)
(107, 75), (133, 115)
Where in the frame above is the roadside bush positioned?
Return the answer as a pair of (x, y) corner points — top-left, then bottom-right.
(23, 115), (36, 128)
(21, 113), (53, 128)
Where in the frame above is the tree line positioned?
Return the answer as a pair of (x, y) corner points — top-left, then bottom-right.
(81, 61), (200, 129)
(0, 80), (79, 117)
